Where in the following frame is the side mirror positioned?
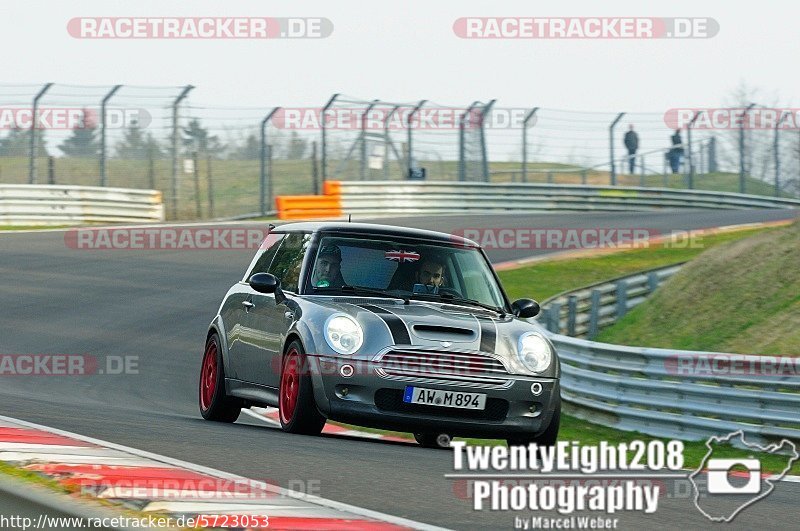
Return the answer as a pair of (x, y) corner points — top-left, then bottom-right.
(249, 273), (279, 294)
(512, 298), (540, 318)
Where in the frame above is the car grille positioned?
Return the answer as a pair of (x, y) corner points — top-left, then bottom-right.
(374, 349), (512, 389)
(374, 389), (509, 421)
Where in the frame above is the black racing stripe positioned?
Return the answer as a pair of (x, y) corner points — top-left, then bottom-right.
(477, 317), (497, 353)
(358, 304), (411, 345)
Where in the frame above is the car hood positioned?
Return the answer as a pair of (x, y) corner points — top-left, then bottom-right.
(301, 296), (547, 361)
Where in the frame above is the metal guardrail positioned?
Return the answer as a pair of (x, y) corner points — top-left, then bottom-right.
(540, 264), (684, 339)
(332, 181), (800, 217)
(536, 264), (800, 444)
(0, 184), (165, 225)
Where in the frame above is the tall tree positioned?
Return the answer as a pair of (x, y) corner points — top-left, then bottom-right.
(229, 134), (260, 160)
(285, 131), (308, 160)
(182, 118), (224, 157)
(58, 109), (100, 158)
(115, 122), (162, 159)
(0, 126), (49, 157)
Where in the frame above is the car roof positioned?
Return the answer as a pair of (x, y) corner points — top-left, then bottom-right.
(271, 221), (479, 247)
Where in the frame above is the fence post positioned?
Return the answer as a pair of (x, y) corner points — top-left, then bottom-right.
(775, 111), (788, 197)
(99, 84), (122, 187)
(384, 105), (399, 180)
(311, 140), (319, 195)
(615, 279), (628, 320)
(192, 151), (201, 218)
(588, 289), (601, 339)
(522, 107), (539, 183)
(47, 156), (55, 185)
(405, 100), (426, 179)
(206, 155), (214, 218)
(28, 82), (53, 185)
(170, 85), (194, 219)
(480, 99), (496, 182)
(360, 100), (379, 180)
(567, 295), (577, 337)
(458, 101), (479, 182)
(147, 146), (155, 190)
(320, 93), (339, 183)
(581, 169), (587, 184)
(686, 111), (702, 189)
(259, 107), (280, 216)
(739, 103), (756, 194)
(708, 136), (718, 173)
(609, 112), (625, 185)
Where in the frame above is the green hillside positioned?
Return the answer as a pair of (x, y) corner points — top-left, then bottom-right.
(598, 221), (800, 355)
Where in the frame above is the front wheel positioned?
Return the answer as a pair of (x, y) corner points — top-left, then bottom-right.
(199, 333), (242, 422)
(507, 395), (561, 447)
(279, 341), (326, 435)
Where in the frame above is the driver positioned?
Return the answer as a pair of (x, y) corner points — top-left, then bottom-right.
(311, 244), (346, 288)
(414, 256), (445, 289)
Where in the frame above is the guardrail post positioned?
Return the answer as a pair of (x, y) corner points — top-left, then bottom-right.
(739, 103), (756, 194)
(609, 112), (625, 186)
(567, 295), (577, 337)
(548, 302), (562, 334)
(588, 290), (600, 339)
(647, 271), (659, 293)
(522, 107), (539, 183)
(616, 279), (628, 319)
(28, 82), (54, 184)
(259, 107), (280, 216)
(99, 84), (122, 187)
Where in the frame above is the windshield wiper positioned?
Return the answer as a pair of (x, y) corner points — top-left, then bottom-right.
(409, 292), (506, 317)
(313, 284), (410, 304)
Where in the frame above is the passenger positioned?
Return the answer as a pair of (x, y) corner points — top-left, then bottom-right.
(311, 244), (346, 288)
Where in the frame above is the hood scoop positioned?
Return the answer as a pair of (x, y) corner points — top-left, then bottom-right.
(411, 324), (477, 342)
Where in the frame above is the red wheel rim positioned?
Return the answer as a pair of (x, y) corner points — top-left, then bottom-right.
(200, 339), (218, 411)
(280, 349), (300, 424)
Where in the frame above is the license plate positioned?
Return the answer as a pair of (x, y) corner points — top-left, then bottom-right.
(402, 386), (486, 410)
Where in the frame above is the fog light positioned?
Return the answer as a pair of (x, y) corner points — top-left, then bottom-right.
(530, 382), (543, 396)
(529, 405), (537, 413)
(340, 364), (354, 378)
(341, 387), (349, 396)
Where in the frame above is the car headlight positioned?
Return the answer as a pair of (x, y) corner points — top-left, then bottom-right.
(517, 332), (552, 373)
(324, 314), (364, 355)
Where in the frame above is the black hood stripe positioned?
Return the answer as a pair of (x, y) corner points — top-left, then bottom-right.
(358, 304), (411, 345)
(477, 316), (497, 353)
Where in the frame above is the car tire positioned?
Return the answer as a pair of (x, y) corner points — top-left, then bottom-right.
(199, 333), (242, 422)
(507, 394), (561, 447)
(279, 341), (326, 436)
(414, 432), (452, 449)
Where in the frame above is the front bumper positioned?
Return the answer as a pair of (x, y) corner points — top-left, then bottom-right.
(312, 357), (559, 438)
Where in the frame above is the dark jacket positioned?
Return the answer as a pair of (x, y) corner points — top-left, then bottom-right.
(670, 132), (684, 155)
(624, 130), (639, 152)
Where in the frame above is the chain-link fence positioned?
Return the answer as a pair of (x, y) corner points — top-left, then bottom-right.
(2, 83), (798, 221)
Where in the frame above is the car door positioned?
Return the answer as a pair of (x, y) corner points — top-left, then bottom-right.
(227, 232), (284, 382)
(240, 232), (310, 388)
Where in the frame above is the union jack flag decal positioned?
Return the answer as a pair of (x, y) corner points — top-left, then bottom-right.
(385, 250), (420, 262)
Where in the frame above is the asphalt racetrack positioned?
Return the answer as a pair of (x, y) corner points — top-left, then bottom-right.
(1, 209), (798, 530)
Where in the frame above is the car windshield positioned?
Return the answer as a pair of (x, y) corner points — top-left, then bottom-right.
(306, 234), (507, 310)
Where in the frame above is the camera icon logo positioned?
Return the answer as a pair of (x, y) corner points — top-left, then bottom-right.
(706, 458), (761, 494)
(689, 430), (798, 522)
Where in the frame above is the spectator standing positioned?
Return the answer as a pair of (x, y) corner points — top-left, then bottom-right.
(623, 125), (639, 174)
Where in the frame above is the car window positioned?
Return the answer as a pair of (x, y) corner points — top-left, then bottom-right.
(245, 233), (285, 280)
(267, 232), (311, 293)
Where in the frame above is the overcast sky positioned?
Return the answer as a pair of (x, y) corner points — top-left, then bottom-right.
(4, 0), (798, 110)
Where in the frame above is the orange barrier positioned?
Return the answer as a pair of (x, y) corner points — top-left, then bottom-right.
(275, 181), (342, 220)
